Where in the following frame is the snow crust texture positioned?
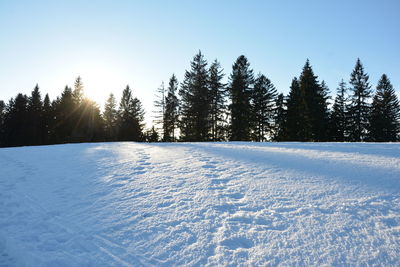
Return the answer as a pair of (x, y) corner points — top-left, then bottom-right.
(1, 142), (400, 266)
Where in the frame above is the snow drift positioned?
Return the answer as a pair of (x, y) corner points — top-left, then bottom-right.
(1, 142), (399, 266)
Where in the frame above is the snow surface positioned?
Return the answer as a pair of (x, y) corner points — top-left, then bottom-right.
(1, 142), (400, 266)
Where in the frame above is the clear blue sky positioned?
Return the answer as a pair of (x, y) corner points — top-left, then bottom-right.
(1, 0), (399, 126)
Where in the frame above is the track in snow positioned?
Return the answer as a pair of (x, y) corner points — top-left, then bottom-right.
(0, 142), (399, 266)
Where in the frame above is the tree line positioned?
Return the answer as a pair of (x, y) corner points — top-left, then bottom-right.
(0, 52), (399, 147)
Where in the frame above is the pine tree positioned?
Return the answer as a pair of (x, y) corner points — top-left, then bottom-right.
(178, 51), (210, 141)
(208, 59), (227, 141)
(153, 82), (166, 140)
(369, 74), (400, 141)
(103, 93), (118, 141)
(27, 84), (43, 145)
(250, 73), (277, 141)
(285, 77), (312, 141)
(3, 94), (29, 146)
(52, 86), (74, 143)
(164, 74), (179, 142)
(348, 59), (372, 141)
(273, 93), (286, 141)
(329, 80), (348, 141)
(118, 85), (145, 141)
(42, 94), (52, 144)
(228, 55), (254, 141)
(298, 60), (329, 141)
(0, 100), (5, 146)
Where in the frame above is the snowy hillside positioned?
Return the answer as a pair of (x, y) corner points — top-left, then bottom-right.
(1, 142), (400, 266)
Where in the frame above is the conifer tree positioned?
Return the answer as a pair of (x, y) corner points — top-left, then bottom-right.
(348, 59), (372, 141)
(369, 74), (400, 141)
(103, 93), (118, 141)
(42, 94), (52, 144)
(273, 93), (286, 141)
(27, 84), (43, 145)
(298, 60), (329, 141)
(0, 100), (5, 146)
(3, 94), (29, 146)
(285, 78), (312, 141)
(164, 74), (179, 142)
(153, 82), (166, 140)
(52, 86), (74, 143)
(118, 85), (145, 141)
(228, 55), (254, 141)
(329, 80), (348, 141)
(250, 73), (277, 141)
(208, 60), (227, 141)
(178, 51), (210, 141)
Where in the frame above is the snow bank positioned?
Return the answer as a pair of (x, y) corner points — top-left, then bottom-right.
(1, 142), (399, 266)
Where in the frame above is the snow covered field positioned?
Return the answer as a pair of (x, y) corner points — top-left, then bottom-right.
(1, 142), (400, 266)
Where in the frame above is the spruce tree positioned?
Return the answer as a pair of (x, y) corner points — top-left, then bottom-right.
(103, 93), (118, 141)
(273, 93), (286, 141)
(52, 86), (74, 143)
(285, 77), (312, 141)
(3, 94), (29, 146)
(118, 85), (145, 141)
(27, 84), (43, 145)
(348, 59), (372, 141)
(153, 82), (166, 140)
(208, 59), (227, 141)
(298, 60), (329, 141)
(228, 55), (254, 141)
(250, 73), (277, 141)
(42, 94), (52, 144)
(164, 74), (179, 142)
(369, 74), (400, 141)
(0, 100), (5, 146)
(178, 51), (210, 141)
(329, 80), (348, 141)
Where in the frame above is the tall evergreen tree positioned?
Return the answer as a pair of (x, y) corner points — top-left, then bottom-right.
(153, 82), (166, 140)
(273, 93), (286, 141)
(369, 74), (400, 141)
(27, 84), (43, 145)
(42, 94), (53, 144)
(208, 60), (227, 141)
(103, 93), (118, 141)
(118, 85), (145, 141)
(298, 60), (329, 141)
(178, 51), (210, 141)
(52, 86), (74, 143)
(329, 80), (348, 141)
(0, 100), (5, 146)
(228, 55), (254, 141)
(164, 74), (179, 142)
(285, 77), (312, 141)
(347, 58), (372, 141)
(3, 94), (29, 146)
(250, 73), (277, 141)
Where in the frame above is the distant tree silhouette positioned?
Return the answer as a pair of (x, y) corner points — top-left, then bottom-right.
(118, 85), (145, 141)
(329, 80), (349, 141)
(164, 74), (179, 142)
(27, 84), (43, 145)
(250, 73), (277, 141)
(0, 100), (5, 146)
(347, 59), (372, 141)
(153, 82), (166, 140)
(103, 93), (118, 141)
(285, 77), (312, 141)
(3, 94), (29, 146)
(273, 93), (286, 141)
(208, 60), (227, 141)
(179, 51), (210, 141)
(228, 55), (254, 141)
(368, 74), (400, 141)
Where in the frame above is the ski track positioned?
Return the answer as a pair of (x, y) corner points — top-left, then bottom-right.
(0, 142), (399, 266)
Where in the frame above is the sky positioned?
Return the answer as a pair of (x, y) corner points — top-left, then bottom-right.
(1, 0), (399, 126)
